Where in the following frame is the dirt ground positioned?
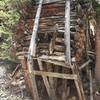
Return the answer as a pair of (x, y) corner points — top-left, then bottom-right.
(0, 60), (32, 100)
(1, 60), (100, 100)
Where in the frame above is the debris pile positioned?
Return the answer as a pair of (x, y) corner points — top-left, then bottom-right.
(11, 0), (96, 100)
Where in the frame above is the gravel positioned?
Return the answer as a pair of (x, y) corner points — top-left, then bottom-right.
(0, 61), (32, 100)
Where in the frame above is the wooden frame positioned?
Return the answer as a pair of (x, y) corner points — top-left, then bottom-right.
(31, 70), (77, 80)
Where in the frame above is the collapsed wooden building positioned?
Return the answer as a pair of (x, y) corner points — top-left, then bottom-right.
(12, 0), (96, 100)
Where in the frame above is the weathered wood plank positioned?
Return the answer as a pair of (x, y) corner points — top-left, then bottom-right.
(20, 57), (38, 99)
(27, 0), (44, 100)
(29, 0), (43, 56)
(65, 0), (71, 64)
(89, 70), (93, 100)
(31, 71), (77, 80)
(27, 58), (39, 100)
(54, 45), (65, 52)
(49, 28), (58, 54)
(72, 64), (86, 100)
(79, 60), (91, 70)
(39, 55), (65, 61)
(37, 59), (57, 100)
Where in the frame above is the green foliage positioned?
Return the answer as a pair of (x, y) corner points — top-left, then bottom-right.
(0, 0), (20, 60)
(92, 0), (100, 13)
(0, 0), (35, 60)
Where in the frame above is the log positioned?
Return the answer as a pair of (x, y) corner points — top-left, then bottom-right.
(31, 71), (78, 80)
(54, 45), (65, 52)
(53, 51), (64, 56)
(39, 55), (65, 61)
(27, 0), (44, 100)
(65, 0), (71, 64)
(29, 0), (43, 56)
(72, 64), (86, 100)
(79, 60), (91, 70)
(55, 37), (64, 43)
(37, 59), (57, 100)
(37, 43), (49, 49)
(11, 64), (21, 78)
(40, 59), (66, 67)
(49, 29), (58, 54)
(89, 70), (93, 100)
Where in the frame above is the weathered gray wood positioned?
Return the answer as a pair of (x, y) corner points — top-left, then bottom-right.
(16, 52), (28, 56)
(49, 24), (58, 54)
(79, 60), (91, 70)
(49, 32), (57, 54)
(40, 59), (66, 67)
(65, 0), (71, 64)
(27, 58), (39, 100)
(55, 37), (64, 43)
(53, 51), (64, 56)
(74, 79), (83, 100)
(39, 55), (65, 61)
(54, 45), (65, 52)
(61, 68), (69, 100)
(31, 71), (77, 80)
(88, 51), (95, 55)
(37, 59), (57, 100)
(11, 64), (21, 78)
(89, 70), (93, 100)
(29, 0), (43, 56)
(27, 0), (44, 100)
(72, 64), (86, 100)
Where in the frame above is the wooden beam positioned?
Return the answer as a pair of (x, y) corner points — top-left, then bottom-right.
(49, 24), (58, 54)
(89, 70), (93, 100)
(39, 55), (65, 61)
(41, 59), (66, 67)
(27, 0), (44, 100)
(79, 60), (91, 70)
(37, 59), (57, 100)
(31, 71), (77, 80)
(16, 52), (28, 56)
(72, 64), (86, 100)
(29, 0), (43, 56)
(65, 0), (71, 64)
(27, 58), (39, 100)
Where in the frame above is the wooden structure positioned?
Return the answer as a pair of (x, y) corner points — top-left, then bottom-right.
(13, 0), (95, 100)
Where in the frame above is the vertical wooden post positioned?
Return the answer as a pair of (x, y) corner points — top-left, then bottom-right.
(20, 57), (36, 97)
(61, 1), (71, 99)
(27, 57), (39, 100)
(65, 0), (71, 65)
(72, 64), (86, 100)
(27, 0), (43, 100)
(38, 59), (57, 100)
(29, 0), (43, 57)
(89, 70), (93, 100)
(95, 26), (100, 81)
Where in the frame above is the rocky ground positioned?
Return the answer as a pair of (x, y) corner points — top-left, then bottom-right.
(1, 60), (100, 100)
(0, 60), (32, 100)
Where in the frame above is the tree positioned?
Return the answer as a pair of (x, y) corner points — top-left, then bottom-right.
(0, 0), (20, 60)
